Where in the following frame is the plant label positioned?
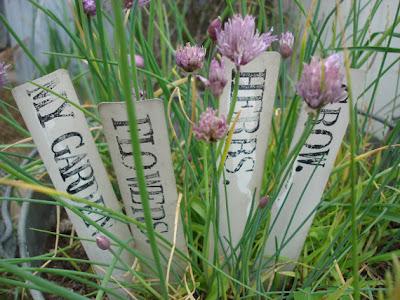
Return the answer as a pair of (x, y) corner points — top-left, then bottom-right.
(218, 52), (281, 253)
(264, 69), (366, 265)
(99, 100), (187, 277)
(12, 69), (135, 292)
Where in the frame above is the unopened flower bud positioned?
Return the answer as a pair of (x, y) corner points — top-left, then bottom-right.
(208, 58), (227, 98)
(259, 196), (269, 209)
(135, 54), (145, 68)
(96, 235), (111, 250)
(279, 31), (294, 59)
(208, 17), (222, 42)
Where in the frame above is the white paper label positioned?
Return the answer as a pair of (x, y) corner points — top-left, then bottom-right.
(264, 69), (366, 264)
(99, 100), (187, 276)
(12, 69), (135, 293)
(218, 52), (281, 252)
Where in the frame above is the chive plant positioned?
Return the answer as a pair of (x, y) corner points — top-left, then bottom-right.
(0, 0), (399, 299)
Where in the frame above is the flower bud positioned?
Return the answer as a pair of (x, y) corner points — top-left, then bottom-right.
(207, 17), (222, 42)
(96, 235), (111, 250)
(83, 0), (96, 17)
(279, 31), (294, 59)
(135, 54), (145, 68)
(208, 58), (227, 98)
(258, 196), (269, 209)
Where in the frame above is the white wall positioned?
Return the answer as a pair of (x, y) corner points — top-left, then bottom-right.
(284, 0), (399, 139)
(4, 0), (73, 82)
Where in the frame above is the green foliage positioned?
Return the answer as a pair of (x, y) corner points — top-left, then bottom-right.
(0, 0), (399, 299)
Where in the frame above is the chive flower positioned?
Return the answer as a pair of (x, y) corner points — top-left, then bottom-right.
(216, 15), (277, 66)
(193, 108), (227, 142)
(82, 0), (96, 16)
(296, 54), (345, 110)
(175, 43), (206, 73)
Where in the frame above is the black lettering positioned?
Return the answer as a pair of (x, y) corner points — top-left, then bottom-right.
(112, 115), (155, 145)
(297, 150), (330, 168)
(154, 222), (168, 234)
(51, 132), (84, 158)
(228, 138), (257, 157)
(66, 163), (96, 194)
(314, 108), (341, 126)
(36, 101), (74, 128)
(128, 171), (165, 204)
(26, 80), (57, 99)
(235, 115), (261, 134)
(226, 156), (255, 173)
(305, 129), (333, 149)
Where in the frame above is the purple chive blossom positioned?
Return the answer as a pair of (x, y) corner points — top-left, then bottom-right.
(208, 17), (222, 42)
(0, 62), (9, 88)
(193, 108), (228, 142)
(208, 58), (227, 98)
(279, 31), (294, 59)
(263, 28), (279, 48)
(296, 54), (345, 110)
(96, 235), (111, 250)
(216, 15), (277, 66)
(124, 0), (150, 9)
(175, 43), (206, 73)
(135, 55), (145, 68)
(82, 0), (96, 16)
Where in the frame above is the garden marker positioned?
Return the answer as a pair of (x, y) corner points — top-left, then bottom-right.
(264, 69), (366, 266)
(99, 100), (187, 278)
(11, 69), (134, 296)
(218, 52), (280, 253)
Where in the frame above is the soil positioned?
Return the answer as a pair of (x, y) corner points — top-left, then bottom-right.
(41, 210), (101, 300)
